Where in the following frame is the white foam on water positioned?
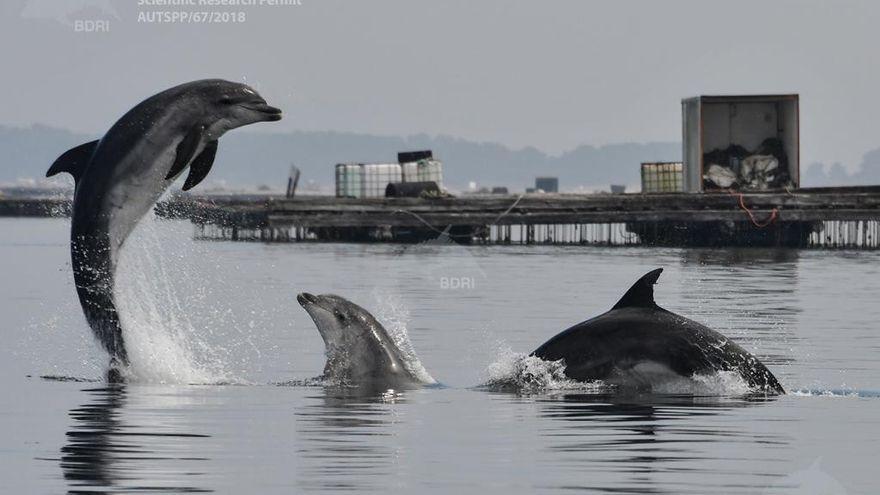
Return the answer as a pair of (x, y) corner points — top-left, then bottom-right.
(789, 388), (880, 398)
(113, 213), (243, 385)
(482, 347), (763, 396)
(482, 347), (604, 393)
(370, 290), (437, 385)
(656, 370), (753, 395)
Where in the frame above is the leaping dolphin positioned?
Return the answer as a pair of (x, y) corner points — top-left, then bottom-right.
(531, 268), (785, 394)
(296, 293), (435, 390)
(47, 79), (282, 381)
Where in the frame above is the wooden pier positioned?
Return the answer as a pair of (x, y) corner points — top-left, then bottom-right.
(181, 187), (880, 249)
(3, 187), (879, 248)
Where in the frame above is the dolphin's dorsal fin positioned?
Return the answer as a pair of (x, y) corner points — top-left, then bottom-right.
(46, 140), (99, 182)
(182, 140), (218, 191)
(165, 125), (204, 181)
(611, 268), (663, 310)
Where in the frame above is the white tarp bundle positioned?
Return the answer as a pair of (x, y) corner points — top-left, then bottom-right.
(703, 154), (781, 190)
(740, 155), (779, 190)
(704, 164), (739, 189)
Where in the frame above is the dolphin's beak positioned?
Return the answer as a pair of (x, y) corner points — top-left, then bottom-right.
(240, 101), (283, 121)
(297, 292), (317, 307)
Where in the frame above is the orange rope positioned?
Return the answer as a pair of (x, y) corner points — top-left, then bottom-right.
(728, 190), (779, 228)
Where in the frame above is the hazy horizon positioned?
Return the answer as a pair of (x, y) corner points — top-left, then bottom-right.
(1, 122), (875, 192)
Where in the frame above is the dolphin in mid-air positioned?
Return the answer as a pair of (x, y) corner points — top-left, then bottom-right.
(47, 79), (282, 381)
(531, 268), (785, 394)
(297, 293), (435, 390)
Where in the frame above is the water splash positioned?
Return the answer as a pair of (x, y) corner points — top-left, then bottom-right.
(789, 388), (880, 398)
(655, 370), (752, 395)
(113, 213), (247, 384)
(482, 348), (604, 393)
(482, 347), (765, 396)
(371, 290), (437, 384)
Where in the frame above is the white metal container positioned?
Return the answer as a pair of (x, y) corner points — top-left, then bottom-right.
(682, 94), (799, 192)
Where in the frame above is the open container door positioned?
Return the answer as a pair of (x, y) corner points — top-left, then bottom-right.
(682, 94), (799, 192)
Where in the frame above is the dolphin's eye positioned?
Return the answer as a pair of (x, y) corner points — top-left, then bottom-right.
(335, 311), (346, 321)
(220, 95), (232, 104)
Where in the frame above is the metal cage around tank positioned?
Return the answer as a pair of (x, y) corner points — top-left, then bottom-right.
(641, 162), (684, 193)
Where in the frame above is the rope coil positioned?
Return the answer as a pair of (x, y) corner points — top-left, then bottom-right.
(729, 190), (779, 228)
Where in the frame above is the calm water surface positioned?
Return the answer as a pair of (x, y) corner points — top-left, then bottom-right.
(2, 217), (879, 494)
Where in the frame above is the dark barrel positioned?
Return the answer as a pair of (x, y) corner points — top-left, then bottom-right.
(385, 181), (441, 198)
(397, 150), (433, 163)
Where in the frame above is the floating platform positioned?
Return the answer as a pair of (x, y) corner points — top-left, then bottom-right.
(0, 198), (71, 217)
(3, 187), (879, 248)
(180, 187), (880, 249)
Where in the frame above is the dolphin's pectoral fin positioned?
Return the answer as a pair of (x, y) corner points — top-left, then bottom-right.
(611, 268), (664, 310)
(46, 140), (99, 182)
(165, 125), (204, 181)
(182, 140), (218, 191)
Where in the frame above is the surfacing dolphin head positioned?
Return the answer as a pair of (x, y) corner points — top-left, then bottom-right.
(297, 293), (430, 390)
(46, 79), (282, 381)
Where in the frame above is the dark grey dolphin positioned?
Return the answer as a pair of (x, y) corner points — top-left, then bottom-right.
(46, 79), (282, 380)
(532, 268), (785, 394)
(297, 293), (435, 390)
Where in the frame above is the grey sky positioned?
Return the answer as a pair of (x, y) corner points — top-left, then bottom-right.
(1, 0), (877, 169)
